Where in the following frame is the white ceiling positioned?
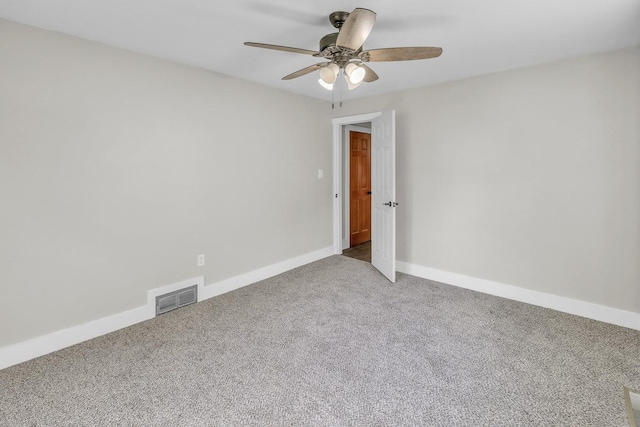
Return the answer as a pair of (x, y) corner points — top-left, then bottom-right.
(1, 0), (639, 101)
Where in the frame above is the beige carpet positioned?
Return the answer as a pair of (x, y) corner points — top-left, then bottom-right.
(1, 255), (639, 426)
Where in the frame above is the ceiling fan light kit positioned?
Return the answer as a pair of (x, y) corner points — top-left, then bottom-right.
(320, 63), (340, 84)
(344, 74), (363, 91)
(245, 7), (443, 107)
(318, 78), (334, 91)
(345, 63), (365, 84)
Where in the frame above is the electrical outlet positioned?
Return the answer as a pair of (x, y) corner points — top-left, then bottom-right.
(197, 254), (205, 267)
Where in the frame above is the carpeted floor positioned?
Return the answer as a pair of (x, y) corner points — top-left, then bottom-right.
(1, 255), (639, 426)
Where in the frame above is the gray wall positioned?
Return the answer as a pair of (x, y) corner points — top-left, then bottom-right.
(1, 17), (638, 349)
(0, 19), (333, 347)
(336, 47), (640, 314)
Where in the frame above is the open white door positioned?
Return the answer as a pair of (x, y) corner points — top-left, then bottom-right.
(371, 110), (396, 282)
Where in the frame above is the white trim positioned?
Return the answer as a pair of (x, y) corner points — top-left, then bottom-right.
(0, 247), (334, 370)
(332, 122), (342, 254)
(0, 305), (150, 370)
(333, 112), (381, 254)
(146, 276), (205, 318)
(200, 246), (334, 300)
(342, 125), (371, 250)
(397, 261), (640, 331)
(332, 112), (381, 126)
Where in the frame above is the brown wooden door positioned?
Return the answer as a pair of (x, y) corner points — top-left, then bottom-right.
(350, 131), (371, 247)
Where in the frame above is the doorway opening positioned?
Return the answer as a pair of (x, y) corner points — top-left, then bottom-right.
(342, 124), (372, 263)
(332, 112), (381, 258)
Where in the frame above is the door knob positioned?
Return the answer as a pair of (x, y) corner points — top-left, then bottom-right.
(367, 191), (372, 195)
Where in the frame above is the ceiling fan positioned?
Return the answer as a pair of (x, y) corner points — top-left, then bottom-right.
(245, 8), (443, 91)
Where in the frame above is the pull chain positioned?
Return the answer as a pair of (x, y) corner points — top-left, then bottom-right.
(331, 77), (335, 109)
(339, 69), (343, 108)
(330, 68), (345, 109)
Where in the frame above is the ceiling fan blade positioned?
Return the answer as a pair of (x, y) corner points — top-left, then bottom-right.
(282, 63), (326, 80)
(363, 47), (443, 62)
(244, 42), (317, 56)
(336, 8), (376, 51)
(361, 64), (379, 82)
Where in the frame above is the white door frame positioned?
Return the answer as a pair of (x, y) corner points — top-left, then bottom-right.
(332, 112), (382, 254)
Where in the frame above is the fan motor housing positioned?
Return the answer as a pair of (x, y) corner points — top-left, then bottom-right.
(319, 33), (338, 53)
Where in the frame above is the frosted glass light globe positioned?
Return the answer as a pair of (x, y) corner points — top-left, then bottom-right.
(319, 63), (339, 84)
(318, 78), (334, 90)
(344, 74), (363, 90)
(347, 64), (366, 84)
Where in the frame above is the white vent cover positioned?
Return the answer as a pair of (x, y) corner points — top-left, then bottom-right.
(155, 284), (197, 316)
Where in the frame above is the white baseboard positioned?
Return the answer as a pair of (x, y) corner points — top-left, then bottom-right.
(200, 246), (335, 300)
(0, 305), (150, 371)
(0, 246), (335, 370)
(396, 261), (640, 331)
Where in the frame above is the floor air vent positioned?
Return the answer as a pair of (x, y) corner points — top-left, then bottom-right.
(156, 284), (197, 316)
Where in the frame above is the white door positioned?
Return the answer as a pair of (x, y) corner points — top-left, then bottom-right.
(371, 110), (396, 282)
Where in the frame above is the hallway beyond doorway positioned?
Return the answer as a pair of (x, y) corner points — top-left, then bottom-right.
(341, 241), (371, 263)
